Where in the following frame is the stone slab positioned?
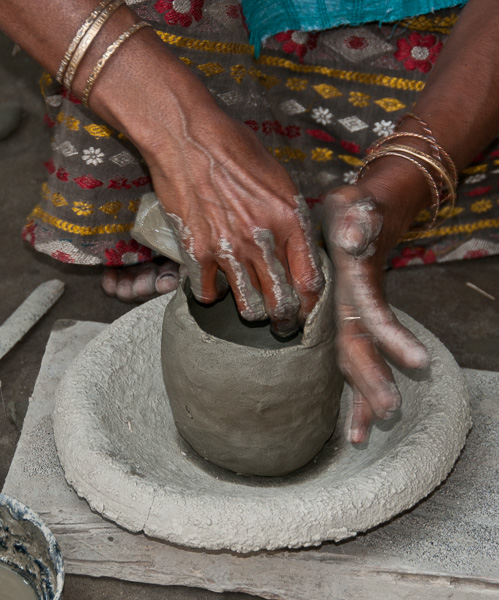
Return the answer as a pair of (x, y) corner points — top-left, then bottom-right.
(3, 319), (499, 599)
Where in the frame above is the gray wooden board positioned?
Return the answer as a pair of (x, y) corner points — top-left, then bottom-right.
(3, 319), (499, 599)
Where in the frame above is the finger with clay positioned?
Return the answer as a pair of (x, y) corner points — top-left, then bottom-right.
(323, 185), (430, 444)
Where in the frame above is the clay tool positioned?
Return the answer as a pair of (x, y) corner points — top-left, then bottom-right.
(0, 279), (65, 361)
(465, 281), (495, 301)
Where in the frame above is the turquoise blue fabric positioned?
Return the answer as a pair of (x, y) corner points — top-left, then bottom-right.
(241, 0), (467, 55)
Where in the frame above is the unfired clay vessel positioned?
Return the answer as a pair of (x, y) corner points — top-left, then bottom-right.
(161, 250), (344, 476)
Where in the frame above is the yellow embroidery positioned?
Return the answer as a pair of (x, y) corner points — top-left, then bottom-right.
(128, 199), (140, 212)
(268, 146), (306, 162)
(311, 147), (333, 162)
(30, 205), (134, 235)
(258, 56), (425, 91)
(41, 183), (69, 207)
(118, 132), (128, 141)
(56, 110), (80, 131)
(286, 77), (308, 91)
(375, 98), (406, 112)
(314, 83), (342, 99)
(99, 201), (123, 217)
(230, 65), (280, 88)
(438, 206), (464, 219)
(51, 192), (68, 208)
(471, 199), (493, 213)
(197, 62), (225, 76)
(248, 67), (280, 88)
(84, 123), (113, 138)
(230, 65), (246, 83)
(403, 218), (499, 241)
(338, 154), (363, 167)
(494, 159), (499, 166)
(179, 56), (192, 65)
(415, 209), (431, 223)
(72, 201), (94, 216)
(155, 31), (426, 91)
(39, 72), (53, 97)
(401, 14), (459, 35)
(349, 91), (370, 107)
(462, 164), (487, 175)
(155, 30), (255, 55)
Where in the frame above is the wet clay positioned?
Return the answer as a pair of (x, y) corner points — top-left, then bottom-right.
(0, 564), (37, 600)
(53, 296), (471, 553)
(161, 249), (344, 476)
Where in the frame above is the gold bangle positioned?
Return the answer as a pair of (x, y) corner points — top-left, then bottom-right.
(55, 0), (114, 85)
(356, 149), (441, 220)
(369, 133), (458, 186)
(381, 144), (457, 204)
(81, 21), (151, 108)
(63, 0), (125, 91)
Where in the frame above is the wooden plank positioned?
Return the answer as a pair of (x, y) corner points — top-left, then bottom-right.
(3, 320), (499, 599)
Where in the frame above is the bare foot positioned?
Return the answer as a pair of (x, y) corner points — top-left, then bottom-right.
(101, 259), (180, 303)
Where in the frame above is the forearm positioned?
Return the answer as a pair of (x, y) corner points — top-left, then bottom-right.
(0, 0), (220, 153)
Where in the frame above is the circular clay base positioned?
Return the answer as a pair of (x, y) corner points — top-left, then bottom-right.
(53, 295), (471, 553)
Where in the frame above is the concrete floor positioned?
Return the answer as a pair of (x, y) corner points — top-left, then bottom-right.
(1, 31), (498, 600)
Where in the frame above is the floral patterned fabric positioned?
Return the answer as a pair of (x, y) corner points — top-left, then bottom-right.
(24, 1), (499, 268)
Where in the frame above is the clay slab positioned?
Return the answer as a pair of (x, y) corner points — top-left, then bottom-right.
(3, 321), (499, 599)
(52, 295), (471, 553)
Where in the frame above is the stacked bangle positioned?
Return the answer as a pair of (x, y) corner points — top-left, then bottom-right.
(63, 0), (125, 91)
(56, 0), (151, 107)
(55, 0), (114, 85)
(81, 21), (151, 108)
(355, 115), (458, 236)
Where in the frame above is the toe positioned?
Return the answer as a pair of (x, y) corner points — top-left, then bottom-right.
(101, 269), (119, 297)
(155, 260), (180, 295)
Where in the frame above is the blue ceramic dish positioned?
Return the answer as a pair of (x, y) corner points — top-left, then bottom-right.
(0, 494), (64, 599)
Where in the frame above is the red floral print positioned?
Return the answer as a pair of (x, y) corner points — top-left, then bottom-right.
(467, 186), (492, 197)
(108, 177), (132, 190)
(244, 120), (259, 131)
(105, 240), (153, 267)
(22, 221), (36, 247)
(306, 129), (334, 142)
(392, 247), (436, 268)
(394, 32), (442, 73)
(56, 167), (69, 182)
(44, 114), (55, 128)
(44, 160), (56, 174)
(340, 140), (361, 154)
(73, 175), (103, 189)
(345, 35), (367, 50)
(52, 250), (75, 263)
(274, 30), (319, 62)
(463, 249), (489, 260)
(262, 120), (284, 135)
(132, 176), (152, 187)
(285, 125), (301, 139)
(155, 0), (204, 27)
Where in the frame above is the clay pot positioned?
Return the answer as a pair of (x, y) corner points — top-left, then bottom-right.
(161, 250), (344, 476)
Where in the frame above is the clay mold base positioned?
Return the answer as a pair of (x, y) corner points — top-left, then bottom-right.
(53, 294), (471, 553)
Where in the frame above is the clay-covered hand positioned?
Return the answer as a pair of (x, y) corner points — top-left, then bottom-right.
(323, 176), (430, 444)
(141, 106), (324, 337)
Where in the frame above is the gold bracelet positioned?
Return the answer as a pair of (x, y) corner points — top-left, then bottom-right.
(369, 133), (458, 186)
(81, 21), (151, 108)
(356, 148), (441, 220)
(63, 0), (125, 91)
(55, 0), (114, 85)
(379, 144), (457, 200)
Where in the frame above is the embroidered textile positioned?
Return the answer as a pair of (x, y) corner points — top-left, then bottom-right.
(241, 0), (468, 54)
(24, 1), (499, 269)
